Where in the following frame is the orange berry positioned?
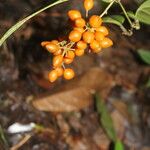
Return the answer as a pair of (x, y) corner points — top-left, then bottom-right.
(69, 30), (82, 42)
(68, 10), (81, 21)
(41, 41), (51, 47)
(53, 49), (62, 56)
(95, 26), (109, 36)
(91, 47), (102, 53)
(74, 27), (85, 33)
(66, 51), (75, 59)
(76, 41), (87, 50)
(100, 37), (113, 48)
(83, 31), (94, 43)
(48, 70), (58, 82)
(75, 48), (85, 56)
(89, 15), (102, 28)
(46, 43), (60, 53)
(90, 40), (101, 51)
(64, 58), (73, 64)
(95, 31), (105, 42)
(84, 0), (94, 11)
(55, 67), (64, 77)
(64, 68), (75, 80)
(51, 40), (59, 44)
(75, 18), (86, 28)
(53, 55), (63, 68)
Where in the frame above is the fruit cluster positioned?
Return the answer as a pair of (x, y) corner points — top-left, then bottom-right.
(41, 0), (113, 83)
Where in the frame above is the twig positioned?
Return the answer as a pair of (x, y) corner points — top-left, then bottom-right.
(100, 0), (115, 18)
(117, 0), (133, 27)
(10, 134), (31, 150)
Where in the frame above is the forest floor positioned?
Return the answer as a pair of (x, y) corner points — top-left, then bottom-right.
(0, 0), (150, 150)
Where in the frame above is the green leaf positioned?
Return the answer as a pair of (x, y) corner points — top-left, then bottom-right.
(127, 11), (136, 19)
(95, 94), (117, 142)
(101, 0), (113, 3)
(138, 49), (150, 64)
(136, 0), (150, 24)
(0, 0), (68, 47)
(111, 15), (125, 24)
(103, 15), (125, 26)
(115, 140), (124, 150)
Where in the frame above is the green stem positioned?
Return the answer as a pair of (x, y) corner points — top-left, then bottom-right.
(0, 0), (68, 47)
(117, 0), (133, 27)
(100, 0), (115, 18)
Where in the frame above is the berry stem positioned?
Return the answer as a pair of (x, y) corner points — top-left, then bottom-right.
(100, 0), (115, 18)
(62, 63), (66, 69)
(86, 10), (89, 18)
(62, 42), (75, 56)
(116, 0), (133, 28)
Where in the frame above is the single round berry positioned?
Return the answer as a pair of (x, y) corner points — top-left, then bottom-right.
(53, 55), (63, 68)
(77, 41), (87, 50)
(74, 27), (85, 33)
(83, 31), (94, 43)
(90, 40), (101, 51)
(95, 31), (105, 42)
(41, 41), (51, 47)
(91, 47), (102, 53)
(95, 26), (109, 36)
(53, 49), (62, 56)
(66, 51), (75, 59)
(69, 30), (82, 42)
(48, 70), (58, 82)
(68, 10), (81, 21)
(51, 40), (59, 44)
(75, 18), (86, 28)
(64, 68), (75, 80)
(46, 43), (59, 53)
(89, 15), (102, 28)
(84, 0), (94, 12)
(64, 58), (73, 64)
(75, 48), (85, 56)
(55, 67), (64, 77)
(100, 37), (113, 48)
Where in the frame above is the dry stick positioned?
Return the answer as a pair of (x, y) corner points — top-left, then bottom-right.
(0, 0), (68, 47)
(10, 134), (32, 150)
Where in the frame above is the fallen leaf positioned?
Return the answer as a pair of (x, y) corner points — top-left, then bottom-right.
(93, 128), (110, 150)
(33, 68), (114, 112)
(112, 100), (132, 123)
(33, 87), (93, 112)
(111, 110), (126, 140)
(54, 67), (114, 99)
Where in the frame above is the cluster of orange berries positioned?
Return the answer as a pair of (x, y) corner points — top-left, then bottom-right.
(41, 0), (113, 83)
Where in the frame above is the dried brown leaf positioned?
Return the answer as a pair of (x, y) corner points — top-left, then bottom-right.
(32, 68), (114, 112)
(112, 100), (132, 123)
(33, 87), (93, 112)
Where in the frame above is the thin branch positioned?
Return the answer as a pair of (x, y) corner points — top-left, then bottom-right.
(100, 0), (115, 18)
(0, 0), (68, 47)
(10, 134), (31, 150)
(117, 0), (133, 27)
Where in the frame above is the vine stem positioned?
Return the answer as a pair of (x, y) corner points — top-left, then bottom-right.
(0, 0), (68, 47)
(117, 0), (133, 27)
(100, 0), (115, 18)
